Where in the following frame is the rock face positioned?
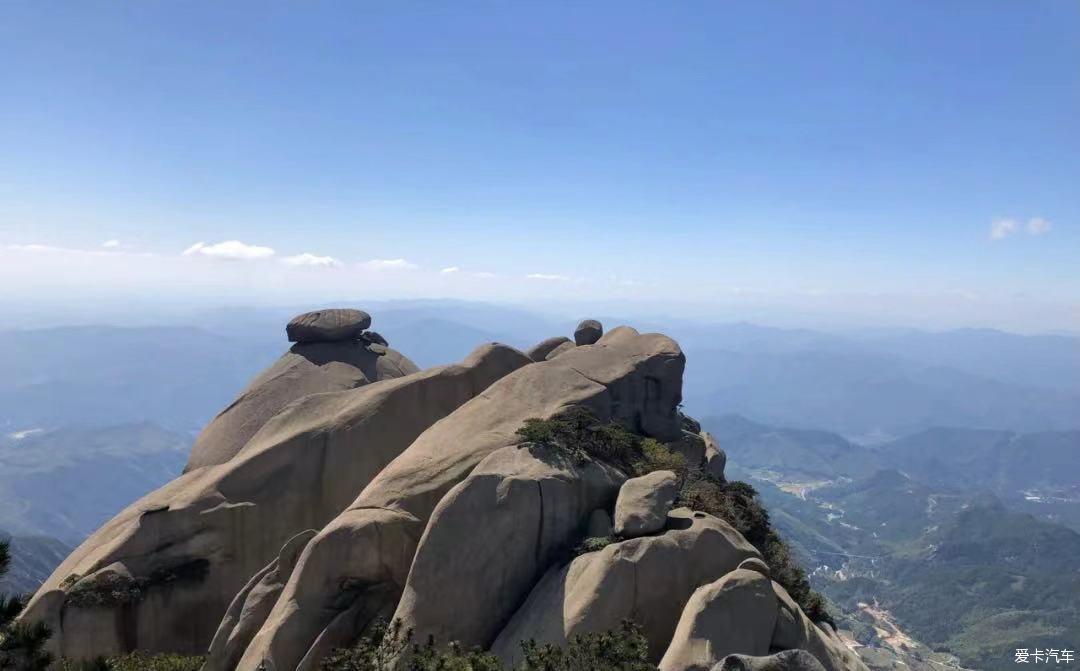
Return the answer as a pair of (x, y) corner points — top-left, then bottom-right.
(714, 650), (828, 671)
(612, 470), (680, 537)
(491, 508), (760, 666)
(22, 315), (867, 671)
(391, 444), (625, 650)
(658, 568), (778, 671)
(525, 336), (573, 362)
(574, 319), (603, 345)
(20, 343), (528, 661)
(285, 309), (371, 343)
(703, 431), (727, 481)
(187, 310), (418, 471)
(233, 328), (685, 671)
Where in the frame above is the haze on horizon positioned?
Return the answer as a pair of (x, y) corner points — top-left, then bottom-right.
(1, 2), (1077, 333)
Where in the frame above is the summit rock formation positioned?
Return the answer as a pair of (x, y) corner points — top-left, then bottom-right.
(20, 311), (866, 671)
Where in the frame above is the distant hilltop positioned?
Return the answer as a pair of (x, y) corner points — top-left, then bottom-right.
(20, 308), (866, 671)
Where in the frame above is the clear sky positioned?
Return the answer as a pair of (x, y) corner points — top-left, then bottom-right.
(1, 2), (1077, 331)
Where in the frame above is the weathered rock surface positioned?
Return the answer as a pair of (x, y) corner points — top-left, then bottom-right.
(574, 319), (604, 345)
(713, 650), (828, 671)
(392, 443), (625, 650)
(204, 530), (316, 671)
(657, 568), (778, 671)
(703, 431), (727, 481)
(586, 508), (614, 537)
(525, 336), (573, 362)
(286, 309), (371, 343)
(491, 508), (760, 666)
(234, 329), (685, 671)
(544, 340), (577, 360)
(187, 338), (419, 471)
(771, 583), (866, 671)
(612, 470), (680, 537)
(20, 344), (528, 661)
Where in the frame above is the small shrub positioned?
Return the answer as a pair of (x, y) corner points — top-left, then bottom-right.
(633, 439), (687, 478)
(572, 536), (616, 557)
(61, 653), (204, 671)
(322, 619), (653, 671)
(516, 408), (644, 474)
(321, 619), (500, 671)
(1, 539), (53, 671)
(518, 619), (652, 671)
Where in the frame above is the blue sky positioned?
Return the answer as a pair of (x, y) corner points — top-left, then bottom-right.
(1, 2), (1077, 330)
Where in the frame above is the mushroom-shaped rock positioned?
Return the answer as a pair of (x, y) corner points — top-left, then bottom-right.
(391, 444), (624, 651)
(703, 431), (727, 481)
(574, 319), (604, 345)
(586, 508), (614, 537)
(657, 568), (777, 671)
(771, 583), (867, 671)
(545, 340), (577, 360)
(204, 530), (316, 671)
(491, 508), (760, 666)
(525, 336), (573, 362)
(233, 329), (686, 671)
(20, 344), (529, 661)
(613, 470), (680, 537)
(713, 650), (828, 671)
(186, 336), (420, 471)
(286, 308), (371, 343)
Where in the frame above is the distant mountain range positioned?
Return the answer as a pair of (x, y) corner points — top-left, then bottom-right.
(708, 414), (1080, 671)
(3, 303), (1079, 441)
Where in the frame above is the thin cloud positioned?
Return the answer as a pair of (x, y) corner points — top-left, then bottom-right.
(182, 240), (275, 260)
(1027, 217), (1052, 235)
(989, 217), (1053, 241)
(471, 271), (496, 279)
(360, 258), (418, 271)
(440, 266), (461, 274)
(101, 239), (121, 248)
(281, 253), (342, 268)
(526, 273), (570, 281)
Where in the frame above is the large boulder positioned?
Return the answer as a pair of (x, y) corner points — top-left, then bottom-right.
(713, 650), (828, 671)
(702, 431), (727, 481)
(574, 319), (604, 346)
(657, 568), (777, 671)
(233, 329), (686, 671)
(20, 344), (529, 661)
(286, 309), (371, 343)
(612, 470), (679, 537)
(525, 336), (573, 362)
(187, 335), (419, 471)
(491, 508), (760, 666)
(545, 340), (577, 360)
(392, 444), (624, 650)
(771, 583), (867, 671)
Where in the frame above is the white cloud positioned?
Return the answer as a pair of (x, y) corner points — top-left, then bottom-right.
(281, 253), (342, 268)
(526, 273), (570, 281)
(990, 217), (1054, 241)
(1027, 217), (1052, 235)
(990, 219), (1019, 240)
(5, 243), (64, 253)
(440, 266), (461, 274)
(182, 240), (275, 260)
(360, 258), (418, 271)
(101, 239), (121, 248)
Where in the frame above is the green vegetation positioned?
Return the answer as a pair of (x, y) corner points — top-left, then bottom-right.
(516, 408), (832, 626)
(60, 653), (204, 671)
(1, 539), (53, 671)
(322, 618), (652, 671)
(571, 536), (616, 557)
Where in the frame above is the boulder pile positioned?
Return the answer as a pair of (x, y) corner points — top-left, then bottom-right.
(21, 312), (865, 671)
